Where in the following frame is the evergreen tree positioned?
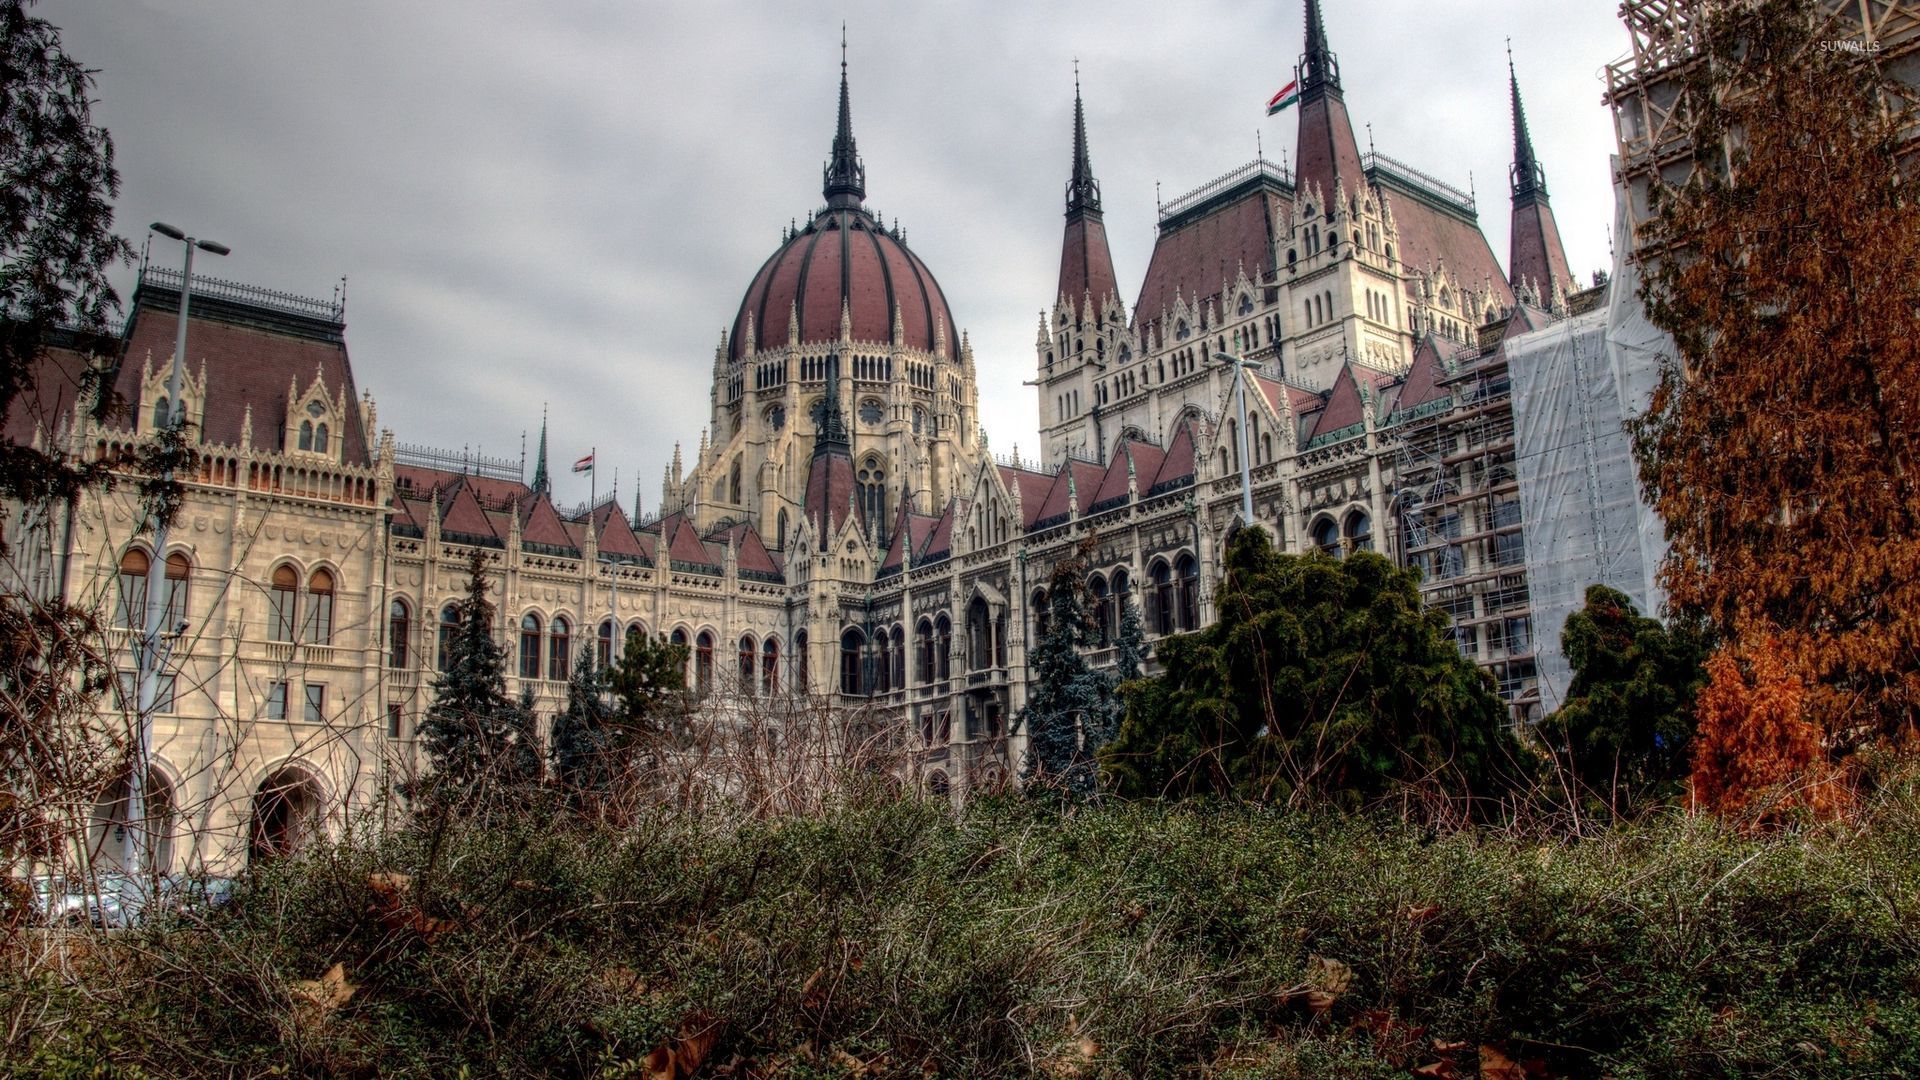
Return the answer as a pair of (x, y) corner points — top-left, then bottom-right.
(1545, 585), (1705, 815)
(608, 629), (690, 745)
(1103, 527), (1524, 809)
(549, 654), (615, 796)
(1018, 557), (1116, 797)
(416, 549), (541, 806)
(1113, 595), (1147, 682)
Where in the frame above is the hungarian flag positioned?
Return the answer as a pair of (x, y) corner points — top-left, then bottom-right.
(572, 452), (594, 473)
(1266, 79), (1300, 116)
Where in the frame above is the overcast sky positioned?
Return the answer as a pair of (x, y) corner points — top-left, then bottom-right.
(48, 0), (1627, 514)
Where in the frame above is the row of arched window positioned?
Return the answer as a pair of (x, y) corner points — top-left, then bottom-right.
(836, 613), (960, 696)
(116, 549), (336, 645)
(1309, 510), (1373, 555)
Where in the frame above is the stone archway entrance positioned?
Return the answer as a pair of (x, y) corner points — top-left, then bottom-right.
(250, 764), (325, 863)
(86, 768), (175, 877)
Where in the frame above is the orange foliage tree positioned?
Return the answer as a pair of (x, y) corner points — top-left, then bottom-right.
(1633, 0), (1920, 745)
(1688, 637), (1840, 819)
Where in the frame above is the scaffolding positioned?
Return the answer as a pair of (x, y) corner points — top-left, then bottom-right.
(1390, 340), (1542, 724)
(1605, 0), (1920, 248)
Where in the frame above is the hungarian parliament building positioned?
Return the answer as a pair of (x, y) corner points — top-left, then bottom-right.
(5, 2), (1598, 871)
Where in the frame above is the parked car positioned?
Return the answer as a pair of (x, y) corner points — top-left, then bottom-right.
(29, 872), (237, 928)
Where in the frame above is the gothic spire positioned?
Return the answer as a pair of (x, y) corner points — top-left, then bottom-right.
(814, 348), (850, 456)
(1301, 0), (1341, 96)
(1508, 46), (1546, 201)
(530, 405), (550, 495)
(1065, 61), (1101, 219)
(822, 26), (866, 208)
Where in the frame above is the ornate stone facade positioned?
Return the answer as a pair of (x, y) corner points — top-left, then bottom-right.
(3, 1), (1588, 874)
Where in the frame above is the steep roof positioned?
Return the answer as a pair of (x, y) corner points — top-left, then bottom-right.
(518, 494), (576, 551)
(997, 464), (1057, 530)
(438, 483), (499, 544)
(1088, 438), (1166, 513)
(1146, 423), (1197, 495)
(1382, 189), (1515, 308)
(115, 278), (372, 464)
(1134, 179), (1287, 343)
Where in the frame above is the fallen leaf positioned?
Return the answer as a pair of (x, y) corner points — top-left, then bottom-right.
(291, 962), (357, 1017)
(646, 1011), (722, 1080)
(1403, 902), (1441, 923)
(1432, 1039), (1469, 1053)
(1412, 1062), (1459, 1079)
(1479, 1044), (1525, 1080)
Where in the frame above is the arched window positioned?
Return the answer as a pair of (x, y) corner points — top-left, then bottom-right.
(1311, 517), (1341, 555)
(269, 564), (299, 642)
(1088, 573), (1112, 647)
(1345, 511), (1372, 553)
(840, 628), (866, 695)
(1148, 559), (1174, 636)
(1031, 587), (1049, 644)
(777, 508), (789, 550)
(796, 630), (810, 690)
(627, 623), (644, 655)
(967, 597), (991, 671)
(550, 617), (571, 682)
(598, 619), (615, 668)
(162, 552), (191, 628)
(875, 632), (892, 694)
(856, 459), (886, 528)
(763, 636), (779, 695)
(314, 423), (329, 455)
(116, 548), (150, 629)
(695, 631), (714, 696)
(150, 396), (170, 430)
(438, 604), (459, 671)
(739, 635), (757, 693)
(915, 618), (934, 683)
(297, 420), (313, 451)
(304, 568), (335, 644)
(670, 627), (690, 682)
(388, 599), (410, 669)
(935, 615), (952, 681)
(519, 613), (543, 680)
(891, 625), (905, 691)
(1175, 554), (1199, 632)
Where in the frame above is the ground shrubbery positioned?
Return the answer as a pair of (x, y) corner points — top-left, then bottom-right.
(11, 784), (1920, 1078)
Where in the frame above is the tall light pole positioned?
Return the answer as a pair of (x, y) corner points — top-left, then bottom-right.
(1214, 350), (1262, 529)
(127, 223), (228, 885)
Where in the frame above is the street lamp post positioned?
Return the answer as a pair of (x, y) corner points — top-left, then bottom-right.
(1214, 350), (1262, 529)
(127, 223), (228, 885)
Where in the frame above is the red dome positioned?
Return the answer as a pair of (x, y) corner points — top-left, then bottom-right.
(731, 207), (956, 361)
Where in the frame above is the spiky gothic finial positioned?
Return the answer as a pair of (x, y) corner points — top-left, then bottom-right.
(1508, 42), (1547, 201)
(823, 25), (866, 208)
(813, 348), (850, 457)
(1066, 60), (1102, 219)
(531, 404), (550, 495)
(1301, 0), (1340, 95)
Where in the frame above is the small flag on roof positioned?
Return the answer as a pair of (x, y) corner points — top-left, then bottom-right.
(1266, 79), (1300, 116)
(572, 452), (594, 473)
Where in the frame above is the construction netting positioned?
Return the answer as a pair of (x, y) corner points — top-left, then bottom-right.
(1504, 171), (1671, 712)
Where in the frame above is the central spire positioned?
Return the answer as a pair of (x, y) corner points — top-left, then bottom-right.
(822, 26), (866, 209)
(1300, 0), (1340, 97)
(1065, 62), (1101, 219)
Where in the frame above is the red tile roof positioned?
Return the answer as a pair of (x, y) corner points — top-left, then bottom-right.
(116, 300), (371, 465)
(1392, 338), (1451, 415)
(519, 494), (576, 550)
(1295, 93), (1369, 208)
(593, 504), (651, 561)
(1251, 372), (1322, 418)
(1510, 197), (1574, 302)
(997, 464), (1057, 530)
(2, 344), (92, 448)
(731, 208), (957, 360)
(1088, 439), (1165, 511)
(804, 451), (857, 544)
(438, 483), (499, 543)
(1309, 365), (1369, 440)
(1059, 215), (1121, 311)
(1385, 193), (1514, 309)
(1133, 184), (1286, 344)
(1147, 423), (1197, 493)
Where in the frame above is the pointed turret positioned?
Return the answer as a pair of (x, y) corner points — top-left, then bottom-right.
(1293, 0), (1367, 207)
(822, 28), (866, 209)
(1505, 50), (1574, 304)
(530, 405), (550, 496)
(1057, 68), (1122, 316)
(804, 347), (856, 548)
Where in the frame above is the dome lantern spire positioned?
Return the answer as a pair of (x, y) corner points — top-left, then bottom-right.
(823, 25), (866, 209)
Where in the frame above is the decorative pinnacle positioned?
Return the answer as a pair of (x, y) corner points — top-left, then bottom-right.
(1301, 0), (1341, 94)
(823, 26), (866, 208)
(1065, 61), (1102, 218)
(1508, 42), (1548, 201)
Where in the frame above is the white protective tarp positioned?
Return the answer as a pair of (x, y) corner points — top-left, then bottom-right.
(1504, 168), (1671, 711)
